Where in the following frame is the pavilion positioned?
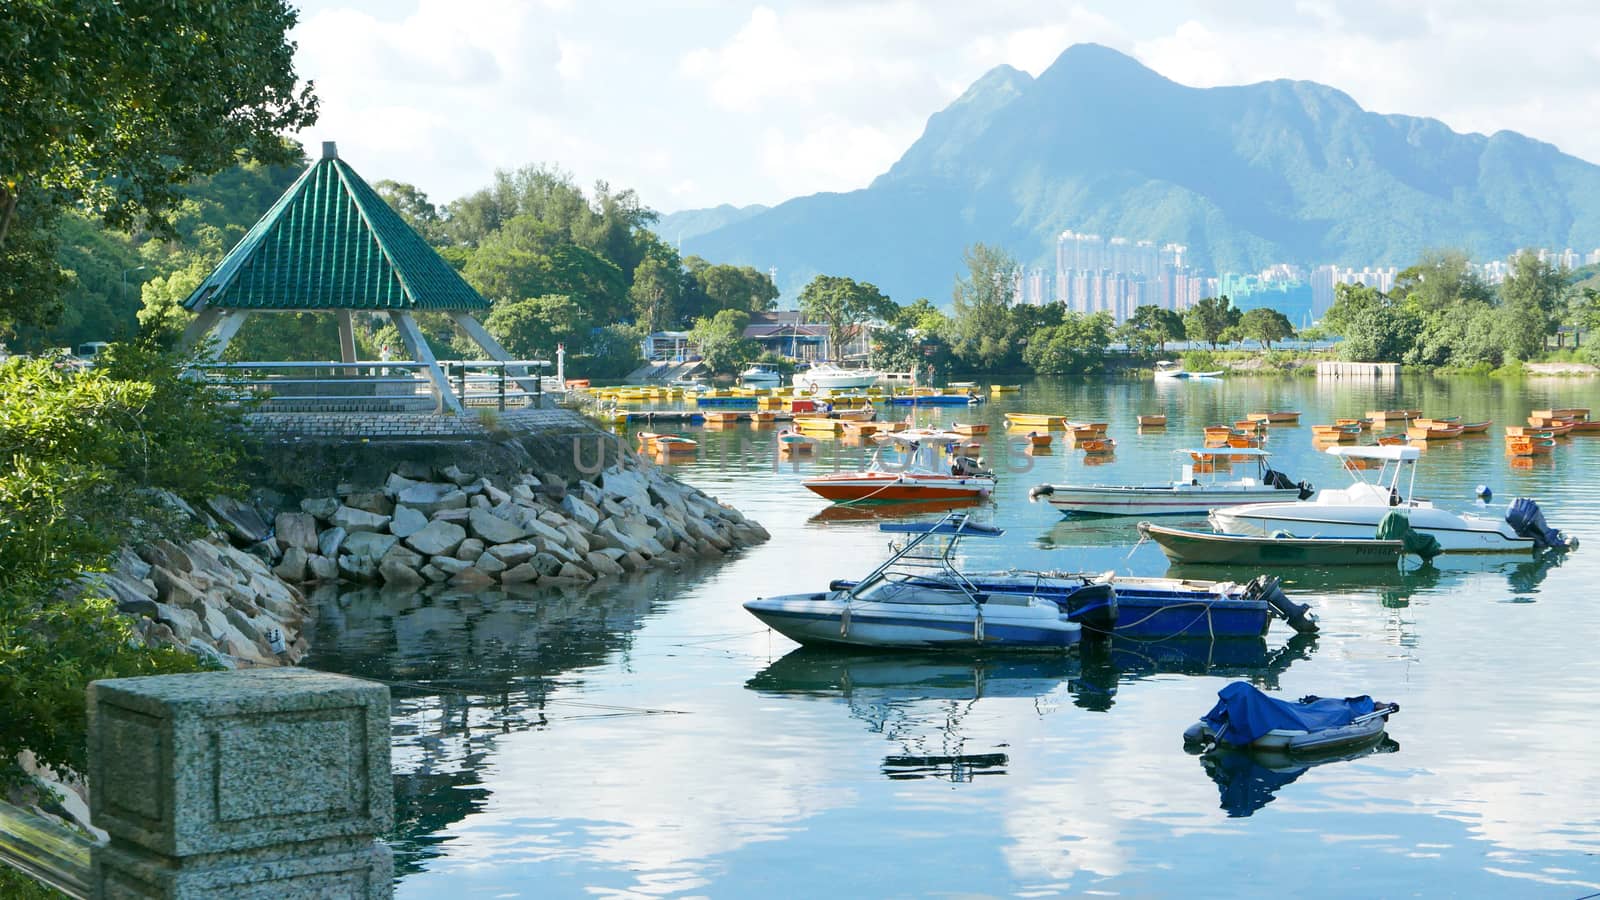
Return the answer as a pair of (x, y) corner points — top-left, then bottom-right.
(181, 141), (534, 414)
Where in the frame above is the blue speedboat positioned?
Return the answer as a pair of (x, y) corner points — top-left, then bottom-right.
(887, 393), (982, 406)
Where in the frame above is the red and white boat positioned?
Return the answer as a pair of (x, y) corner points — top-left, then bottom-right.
(802, 432), (994, 503)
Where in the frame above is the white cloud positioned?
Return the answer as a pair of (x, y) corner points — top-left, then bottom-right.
(289, 0), (1600, 215)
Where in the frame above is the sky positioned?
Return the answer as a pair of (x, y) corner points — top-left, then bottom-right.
(289, 0), (1600, 214)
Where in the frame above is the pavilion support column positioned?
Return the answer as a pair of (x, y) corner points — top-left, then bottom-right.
(336, 310), (358, 364)
(179, 308), (222, 354)
(389, 311), (463, 415)
(448, 312), (542, 399)
(192, 310), (249, 360)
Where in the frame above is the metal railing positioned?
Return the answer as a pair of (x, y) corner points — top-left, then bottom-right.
(0, 799), (96, 899)
(187, 359), (553, 413)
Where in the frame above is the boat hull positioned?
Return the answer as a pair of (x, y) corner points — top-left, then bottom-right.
(1140, 523), (1406, 566)
(1035, 483), (1300, 517)
(1211, 504), (1533, 552)
(744, 592), (1081, 650)
(803, 473), (994, 502)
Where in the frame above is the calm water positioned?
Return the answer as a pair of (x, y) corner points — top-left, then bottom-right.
(306, 375), (1600, 899)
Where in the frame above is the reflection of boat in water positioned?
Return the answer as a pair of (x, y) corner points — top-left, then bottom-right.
(1196, 737), (1400, 818)
(807, 497), (984, 523)
(746, 647), (1076, 782)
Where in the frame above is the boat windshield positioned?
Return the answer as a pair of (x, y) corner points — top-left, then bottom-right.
(1171, 449), (1271, 486)
(1339, 455), (1418, 501)
(846, 514), (997, 603)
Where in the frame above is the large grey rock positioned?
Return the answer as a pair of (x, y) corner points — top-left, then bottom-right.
(432, 507), (471, 523)
(343, 490), (394, 517)
(388, 505), (429, 539)
(485, 542), (538, 566)
(396, 482), (469, 516)
(384, 472), (421, 498)
(206, 496), (271, 545)
(339, 555), (378, 581)
(562, 496), (601, 530)
(585, 551), (626, 577)
(332, 506), (391, 534)
(530, 552), (563, 577)
(381, 544), (425, 571)
(274, 512), (318, 553)
(481, 481), (511, 505)
(499, 562), (539, 583)
(429, 557), (471, 577)
(440, 464), (474, 486)
(379, 557), (425, 587)
(449, 567), (495, 589)
(273, 547), (308, 582)
(318, 526), (348, 557)
(469, 508), (529, 545)
(556, 561), (595, 583)
(473, 553), (506, 575)
(155, 602), (202, 642)
(299, 496), (340, 521)
(454, 538), (485, 562)
(405, 520), (466, 557)
(306, 554), (339, 581)
(343, 531), (399, 562)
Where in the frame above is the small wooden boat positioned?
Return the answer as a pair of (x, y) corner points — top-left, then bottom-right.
(703, 411), (742, 425)
(1079, 438), (1116, 454)
(1065, 424), (1103, 442)
(644, 434), (697, 455)
(1234, 419), (1267, 432)
(1311, 424), (1361, 442)
(1070, 421), (1109, 435)
(777, 430), (816, 454)
(1366, 409), (1415, 423)
(951, 422), (989, 436)
(1020, 432), (1052, 448)
(1458, 420), (1491, 434)
(989, 384), (1020, 393)
(1406, 423), (1464, 441)
(1184, 683), (1399, 754)
(1248, 411), (1301, 424)
(1527, 416), (1577, 434)
(1005, 413), (1067, 429)
(751, 411), (777, 426)
(840, 421), (879, 438)
(1375, 434), (1407, 446)
(1137, 414), (1167, 427)
(1335, 417), (1374, 431)
(1226, 435), (1261, 449)
(1532, 407), (1589, 421)
(793, 416), (843, 433)
(1506, 437), (1555, 457)
(1203, 425), (1240, 439)
(1138, 522), (1411, 566)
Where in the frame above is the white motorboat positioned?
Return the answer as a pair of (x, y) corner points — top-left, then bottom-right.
(1154, 360), (1223, 380)
(739, 363), (782, 386)
(1028, 448), (1311, 516)
(743, 516), (1084, 650)
(794, 363), (883, 391)
(1210, 445), (1577, 553)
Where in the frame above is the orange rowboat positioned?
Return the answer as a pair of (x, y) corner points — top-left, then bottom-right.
(1376, 434), (1408, 446)
(1203, 425), (1240, 439)
(1311, 424), (1361, 442)
(1336, 417), (1374, 430)
(1079, 438), (1116, 454)
(951, 422), (990, 436)
(1407, 423), (1464, 440)
(1137, 414), (1167, 427)
(1506, 437), (1555, 457)
(1457, 421), (1490, 434)
(1248, 411), (1301, 424)
(1532, 408), (1589, 421)
(1021, 432), (1052, 448)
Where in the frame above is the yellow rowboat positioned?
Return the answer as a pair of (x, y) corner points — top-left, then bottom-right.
(1532, 407), (1589, 421)
(989, 384), (1021, 393)
(793, 417), (843, 433)
(1311, 424), (1361, 442)
(1136, 414), (1167, 427)
(1005, 413), (1067, 428)
(1247, 411), (1301, 424)
(1407, 423), (1464, 441)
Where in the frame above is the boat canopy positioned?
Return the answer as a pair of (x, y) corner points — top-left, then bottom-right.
(880, 519), (1004, 537)
(1324, 444), (1421, 461)
(1177, 447), (1271, 458)
(1200, 682), (1380, 746)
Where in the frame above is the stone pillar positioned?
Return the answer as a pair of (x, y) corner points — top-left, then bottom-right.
(87, 668), (393, 899)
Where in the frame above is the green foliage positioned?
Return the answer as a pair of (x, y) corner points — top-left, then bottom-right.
(1180, 349), (1219, 372)
(582, 324), (645, 379)
(689, 309), (757, 375)
(1238, 307), (1295, 348)
(0, 0), (315, 339)
(1183, 296), (1241, 349)
(0, 346), (247, 781)
(1499, 251), (1567, 360)
(1022, 312), (1113, 375)
(1120, 304), (1185, 354)
(483, 295), (591, 360)
(893, 297), (951, 336)
(629, 245), (683, 333)
(682, 255), (778, 322)
(948, 243), (1025, 370)
(1340, 302), (1423, 362)
(799, 274), (895, 360)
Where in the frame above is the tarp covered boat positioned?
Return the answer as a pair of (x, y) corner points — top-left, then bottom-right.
(1183, 682), (1399, 753)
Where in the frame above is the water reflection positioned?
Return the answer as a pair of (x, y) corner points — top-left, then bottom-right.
(304, 567), (712, 875)
(1071, 634), (1317, 711)
(1193, 738), (1401, 818)
(746, 649), (1077, 783)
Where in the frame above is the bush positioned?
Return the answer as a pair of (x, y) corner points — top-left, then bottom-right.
(0, 346), (247, 782)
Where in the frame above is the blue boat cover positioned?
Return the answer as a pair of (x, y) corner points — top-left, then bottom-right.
(1201, 682), (1377, 745)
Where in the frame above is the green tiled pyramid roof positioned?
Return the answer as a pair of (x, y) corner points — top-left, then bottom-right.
(183, 143), (489, 312)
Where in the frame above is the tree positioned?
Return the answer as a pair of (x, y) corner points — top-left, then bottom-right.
(1500, 251), (1567, 360)
(1183, 295), (1241, 349)
(1023, 312), (1113, 375)
(1, 1), (317, 275)
(374, 180), (443, 243)
(1121, 304), (1186, 353)
(628, 249), (682, 334)
(1322, 282), (1388, 337)
(483, 294), (592, 360)
(1239, 307), (1296, 349)
(689, 309), (756, 374)
(798, 275), (895, 360)
(682, 256), (778, 319)
(948, 243), (1023, 370)
(1340, 303), (1422, 362)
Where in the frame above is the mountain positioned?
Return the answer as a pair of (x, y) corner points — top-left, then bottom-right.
(679, 43), (1600, 303)
(655, 203), (769, 245)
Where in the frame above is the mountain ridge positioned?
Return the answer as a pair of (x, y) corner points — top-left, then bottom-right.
(670, 43), (1600, 303)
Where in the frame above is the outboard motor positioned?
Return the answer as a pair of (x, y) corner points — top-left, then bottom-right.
(1505, 498), (1577, 551)
(1059, 581), (1118, 634)
(1246, 575), (1319, 634)
(1263, 468), (1294, 490)
(1297, 481), (1315, 500)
